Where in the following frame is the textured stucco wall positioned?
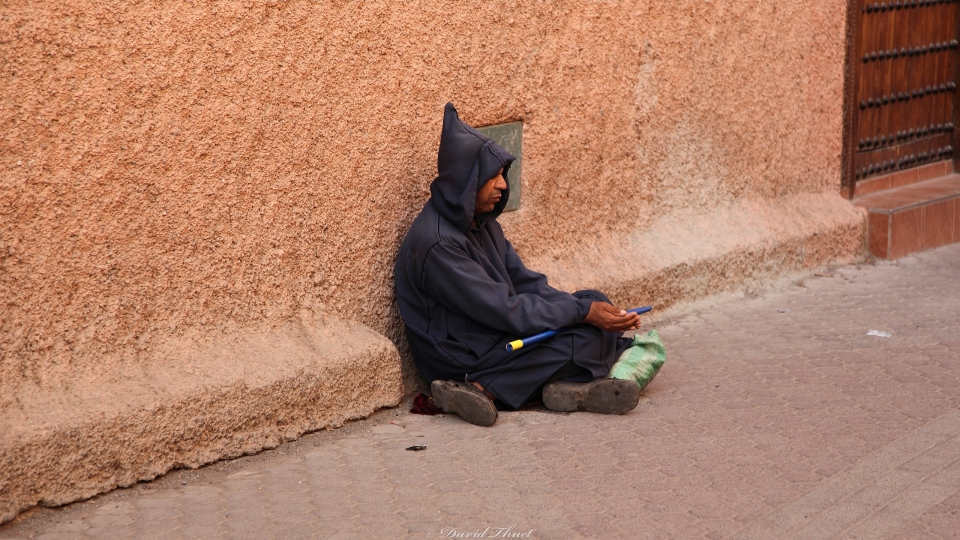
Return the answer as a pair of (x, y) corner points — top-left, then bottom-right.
(0, 314), (403, 524)
(1, 0), (857, 515)
(1, 0), (849, 394)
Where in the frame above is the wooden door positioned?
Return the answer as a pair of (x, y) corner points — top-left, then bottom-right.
(845, 0), (959, 192)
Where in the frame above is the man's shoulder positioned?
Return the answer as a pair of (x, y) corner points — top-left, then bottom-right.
(400, 200), (468, 255)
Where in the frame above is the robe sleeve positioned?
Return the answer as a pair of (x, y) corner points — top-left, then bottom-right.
(423, 241), (593, 336)
(502, 239), (578, 302)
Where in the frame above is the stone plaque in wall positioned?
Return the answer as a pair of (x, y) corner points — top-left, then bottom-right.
(477, 122), (522, 212)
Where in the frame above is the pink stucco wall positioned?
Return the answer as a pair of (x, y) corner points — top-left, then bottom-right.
(0, 1), (863, 519)
(1, 0), (850, 389)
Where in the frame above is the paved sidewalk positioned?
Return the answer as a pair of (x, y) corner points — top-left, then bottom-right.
(3, 244), (960, 539)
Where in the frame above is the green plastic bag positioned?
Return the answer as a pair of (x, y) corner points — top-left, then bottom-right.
(607, 329), (666, 390)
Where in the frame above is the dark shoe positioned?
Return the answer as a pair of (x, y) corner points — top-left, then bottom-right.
(542, 378), (640, 414)
(430, 380), (498, 427)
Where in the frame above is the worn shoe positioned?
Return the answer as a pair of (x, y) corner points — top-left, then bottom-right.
(430, 380), (498, 427)
(542, 378), (640, 414)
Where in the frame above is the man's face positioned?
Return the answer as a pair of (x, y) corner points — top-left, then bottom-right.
(475, 168), (507, 215)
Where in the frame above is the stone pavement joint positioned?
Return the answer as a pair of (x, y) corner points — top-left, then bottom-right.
(2, 244), (960, 539)
(731, 410), (960, 540)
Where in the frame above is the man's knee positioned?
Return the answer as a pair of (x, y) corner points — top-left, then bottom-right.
(573, 289), (611, 304)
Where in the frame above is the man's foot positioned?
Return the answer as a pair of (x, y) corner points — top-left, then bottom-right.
(542, 378), (640, 414)
(430, 380), (498, 427)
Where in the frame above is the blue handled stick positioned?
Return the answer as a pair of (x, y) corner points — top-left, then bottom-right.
(506, 306), (653, 351)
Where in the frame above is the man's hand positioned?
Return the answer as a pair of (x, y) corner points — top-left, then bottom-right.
(583, 302), (642, 332)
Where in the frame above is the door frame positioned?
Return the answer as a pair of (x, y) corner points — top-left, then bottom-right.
(841, 0), (862, 199)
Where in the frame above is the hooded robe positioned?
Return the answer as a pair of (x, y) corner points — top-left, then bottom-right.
(394, 103), (632, 409)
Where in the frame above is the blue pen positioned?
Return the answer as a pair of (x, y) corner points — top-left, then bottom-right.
(506, 306), (653, 351)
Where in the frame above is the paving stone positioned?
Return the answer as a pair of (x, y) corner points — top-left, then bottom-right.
(176, 523), (222, 538)
(121, 531), (183, 540)
(81, 525), (134, 539)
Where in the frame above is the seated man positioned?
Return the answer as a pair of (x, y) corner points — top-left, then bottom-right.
(395, 103), (643, 427)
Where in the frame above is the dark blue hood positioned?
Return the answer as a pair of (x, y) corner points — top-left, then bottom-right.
(430, 103), (516, 232)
